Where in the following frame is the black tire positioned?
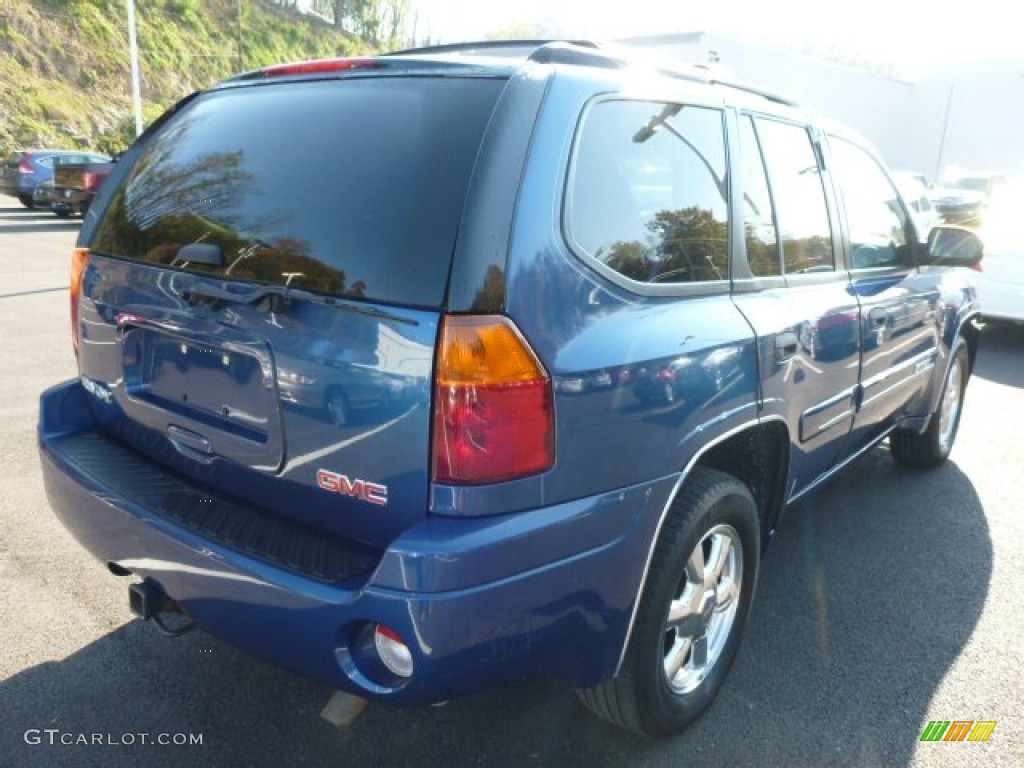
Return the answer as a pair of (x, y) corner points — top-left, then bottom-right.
(54, 207), (72, 219)
(578, 467), (760, 737)
(890, 340), (969, 469)
(18, 194), (34, 209)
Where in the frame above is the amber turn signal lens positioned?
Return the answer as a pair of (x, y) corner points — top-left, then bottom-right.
(433, 316), (554, 485)
(70, 247), (89, 357)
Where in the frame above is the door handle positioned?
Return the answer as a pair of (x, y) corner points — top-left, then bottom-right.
(868, 307), (888, 329)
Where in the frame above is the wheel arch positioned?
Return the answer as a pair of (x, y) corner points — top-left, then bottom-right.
(613, 417), (791, 675)
(959, 313), (981, 374)
(697, 419), (790, 547)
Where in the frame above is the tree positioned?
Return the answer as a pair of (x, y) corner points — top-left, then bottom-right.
(332, 0), (347, 30)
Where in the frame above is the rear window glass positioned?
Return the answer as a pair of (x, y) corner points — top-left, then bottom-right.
(53, 154), (108, 165)
(91, 77), (505, 307)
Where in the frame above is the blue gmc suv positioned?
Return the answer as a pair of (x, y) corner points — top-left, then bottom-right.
(38, 41), (984, 737)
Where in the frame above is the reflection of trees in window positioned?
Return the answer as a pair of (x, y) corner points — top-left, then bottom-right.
(783, 234), (832, 273)
(745, 224), (781, 277)
(470, 265), (506, 312)
(125, 225), (349, 296)
(93, 130), (352, 297)
(602, 206), (728, 284)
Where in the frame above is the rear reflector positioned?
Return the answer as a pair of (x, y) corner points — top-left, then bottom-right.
(262, 57), (379, 77)
(18, 159), (33, 173)
(70, 248), (88, 357)
(432, 315), (554, 485)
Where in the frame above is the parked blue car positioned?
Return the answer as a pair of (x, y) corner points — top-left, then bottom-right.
(38, 41), (984, 737)
(1, 149), (109, 208)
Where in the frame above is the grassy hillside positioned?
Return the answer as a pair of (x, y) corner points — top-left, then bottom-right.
(0, 0), (365, 155)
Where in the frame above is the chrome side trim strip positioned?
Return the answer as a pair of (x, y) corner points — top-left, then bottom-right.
(787, 425), (895, 505)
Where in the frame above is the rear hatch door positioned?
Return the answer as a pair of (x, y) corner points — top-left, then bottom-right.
(77, 73), (506, 548)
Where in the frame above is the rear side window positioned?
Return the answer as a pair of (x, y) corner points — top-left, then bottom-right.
(566, 100), (729, 287)
(91, 77), (505, 307)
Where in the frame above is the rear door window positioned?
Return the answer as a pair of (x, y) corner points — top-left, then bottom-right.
(753, 118), (835, 275)
(91, 77), (506, 307)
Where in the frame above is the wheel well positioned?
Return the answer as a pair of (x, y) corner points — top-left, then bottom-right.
(695, 422), (789, 547)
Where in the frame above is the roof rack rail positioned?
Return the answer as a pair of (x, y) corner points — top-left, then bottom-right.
(526, 41), (799, 105)
(704, 74), (798, 106)
(383, 39), (800, 107)
(384, 40), (597, 58)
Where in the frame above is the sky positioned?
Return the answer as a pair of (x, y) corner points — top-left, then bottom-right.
(411, 0), (1023, 76)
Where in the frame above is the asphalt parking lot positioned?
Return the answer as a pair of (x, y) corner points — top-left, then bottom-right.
(0, 195), (1021, 767)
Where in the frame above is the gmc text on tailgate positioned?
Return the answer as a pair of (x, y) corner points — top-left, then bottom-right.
(38, 41), (984, 737)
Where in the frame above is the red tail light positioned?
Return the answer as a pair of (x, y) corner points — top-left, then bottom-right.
(18, 159), (34, 173)
(70, 248), (89, 357)
(432, 316), (554, 485)
(82, 171), (96, 190)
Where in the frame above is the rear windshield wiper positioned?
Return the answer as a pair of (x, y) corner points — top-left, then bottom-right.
(181, 282), (417, 326)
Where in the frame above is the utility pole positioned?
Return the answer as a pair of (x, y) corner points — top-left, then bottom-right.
(236, 0), (244, 72)
(934, 80), (955, 183)
(127, 0), (143, 138)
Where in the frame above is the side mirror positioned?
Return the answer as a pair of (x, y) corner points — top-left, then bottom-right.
(924, 225), (984, 268)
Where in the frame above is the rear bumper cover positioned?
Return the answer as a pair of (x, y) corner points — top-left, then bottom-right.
(39, 379), (672, 703)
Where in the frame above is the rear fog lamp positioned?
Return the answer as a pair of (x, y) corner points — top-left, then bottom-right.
(374, 624), (414, 679)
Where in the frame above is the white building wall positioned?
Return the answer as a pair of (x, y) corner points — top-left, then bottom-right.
(912, 62), (1024, 180)
(624, 34), (1024, 183)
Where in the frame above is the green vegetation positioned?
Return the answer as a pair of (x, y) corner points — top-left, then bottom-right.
(0, 0), (386, 155)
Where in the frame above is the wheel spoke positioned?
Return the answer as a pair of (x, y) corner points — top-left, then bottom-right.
(664, 635), (692, 681)
(715, 574), (739, 611)
(939, 359), (962, 446)
(704, 534), (731, 589)
(686, 546), (704, 584)
(691, 632), (708, 668)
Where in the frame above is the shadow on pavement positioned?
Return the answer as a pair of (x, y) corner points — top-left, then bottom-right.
(973, 321), (1024, 388)
(0, 450), (989, 767)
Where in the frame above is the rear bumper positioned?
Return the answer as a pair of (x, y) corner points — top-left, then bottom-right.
(974, 277), (1024, 322)
(39, 379), (673, 703)
(51, 188), (93, 212)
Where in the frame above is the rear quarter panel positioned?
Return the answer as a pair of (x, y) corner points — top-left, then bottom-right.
(500, 71), (762, 507)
